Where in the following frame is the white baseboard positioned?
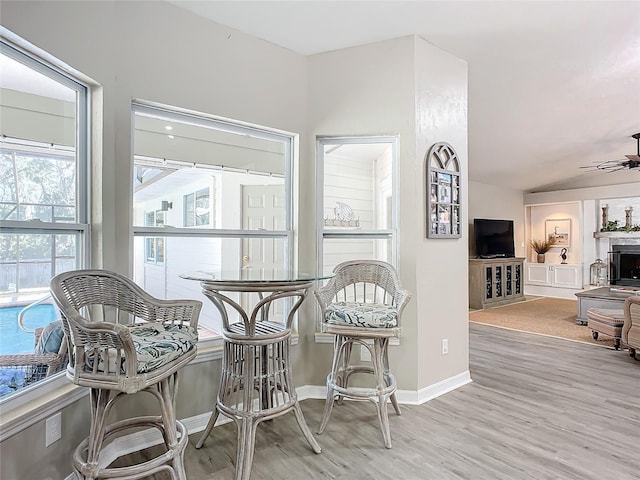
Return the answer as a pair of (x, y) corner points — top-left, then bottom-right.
(63, 371), (471, 479)
(396, 370), (472, 405)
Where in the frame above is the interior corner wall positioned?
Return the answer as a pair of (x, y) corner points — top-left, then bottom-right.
(413, 37), (469, 389)
(469, 181), (526, 257)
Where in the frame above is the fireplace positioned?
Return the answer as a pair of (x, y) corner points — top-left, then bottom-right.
(609, 244), (640, 287)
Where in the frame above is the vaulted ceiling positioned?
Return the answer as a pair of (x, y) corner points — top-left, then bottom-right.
(168, 1), (640, 193)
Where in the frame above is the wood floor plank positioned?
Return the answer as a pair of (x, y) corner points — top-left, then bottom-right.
(126, 323), (640, 479)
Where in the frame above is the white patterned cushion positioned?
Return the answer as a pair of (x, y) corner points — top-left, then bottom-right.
(130, 322), (198, 373)
(86, 322), (198, 374)
(325, 302), (398, 328)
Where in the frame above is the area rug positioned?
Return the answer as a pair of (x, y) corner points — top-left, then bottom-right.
(469, 297), (616, 348)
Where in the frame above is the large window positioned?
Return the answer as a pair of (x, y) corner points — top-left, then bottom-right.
(132, 102), (294, 335)
(317, 137), (398, 275)
(0, 38), (89, 396)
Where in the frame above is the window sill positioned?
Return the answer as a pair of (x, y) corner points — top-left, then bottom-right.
(0, 336), (227, 442)
(0, 332), (303, 441)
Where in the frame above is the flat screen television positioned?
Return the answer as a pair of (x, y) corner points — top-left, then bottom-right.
(473, 218), (515, 258)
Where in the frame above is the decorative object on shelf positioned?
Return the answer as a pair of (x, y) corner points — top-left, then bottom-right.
(580, 132), (640, 172)
(324, 201), (360, 227)
(625, 206), (632, 229)
(602, 204), (608, 229)
(589, 258), (608, 286)
(545, 218), (570, 247)
(425, 142), (461, 239)
(600, 219), (640, 232)
(529, 239), (553, 263)
(560, 247), (568, 264)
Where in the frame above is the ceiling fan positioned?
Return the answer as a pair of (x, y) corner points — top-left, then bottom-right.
(581, 133), (640, 172)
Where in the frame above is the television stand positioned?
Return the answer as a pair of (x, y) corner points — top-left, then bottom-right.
(469, 257), (525, 309)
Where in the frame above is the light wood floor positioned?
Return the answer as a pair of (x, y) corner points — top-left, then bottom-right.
(126, 323), (640, 479)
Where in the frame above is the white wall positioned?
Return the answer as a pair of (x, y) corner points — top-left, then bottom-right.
(468, 181), (525, 257)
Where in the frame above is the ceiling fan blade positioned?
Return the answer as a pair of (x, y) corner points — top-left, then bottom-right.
(595, 161), (625, 170)
(579, 132), (640, 172)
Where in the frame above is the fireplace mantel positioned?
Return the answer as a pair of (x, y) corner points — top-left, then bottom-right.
(593, 232), (640, 240)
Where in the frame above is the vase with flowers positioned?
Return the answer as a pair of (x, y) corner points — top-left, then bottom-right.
(529, 239), (554, 263)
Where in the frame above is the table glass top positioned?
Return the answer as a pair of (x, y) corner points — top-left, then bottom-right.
(180, 269), (333, 284)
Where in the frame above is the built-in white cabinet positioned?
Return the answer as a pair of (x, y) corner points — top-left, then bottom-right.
(525, 263), (582, 289)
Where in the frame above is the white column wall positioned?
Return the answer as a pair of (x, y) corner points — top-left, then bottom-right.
(413, 37), (469, 388)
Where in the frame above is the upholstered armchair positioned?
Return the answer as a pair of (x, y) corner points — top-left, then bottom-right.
(622, 296), (640, 360)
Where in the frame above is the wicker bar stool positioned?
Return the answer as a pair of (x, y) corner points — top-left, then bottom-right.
(193, 278), (321, 480)
(50, 270), (201, 480)
(314, 260), (411, 449)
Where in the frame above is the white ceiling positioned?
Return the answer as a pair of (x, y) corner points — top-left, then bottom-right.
(169, 1), (640, 193)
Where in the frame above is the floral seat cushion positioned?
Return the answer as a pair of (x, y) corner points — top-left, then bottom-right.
(325, 301), (398, 328)
(130, 322), (198, 373)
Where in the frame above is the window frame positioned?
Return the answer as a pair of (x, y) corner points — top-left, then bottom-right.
(131, 101), (296, 337)
(0, 42), (90, 291)
(316, 136), (399, 273)
(0, 35), (91, 417)
(0, 41), (90, 277)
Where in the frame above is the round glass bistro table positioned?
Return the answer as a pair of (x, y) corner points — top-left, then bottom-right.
(179, 269), (332, 480)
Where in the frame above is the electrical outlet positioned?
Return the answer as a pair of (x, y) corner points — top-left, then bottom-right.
(441, 339), (449, 355)
(45, 412), (62, 447)
(361, 344), (371, 361)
